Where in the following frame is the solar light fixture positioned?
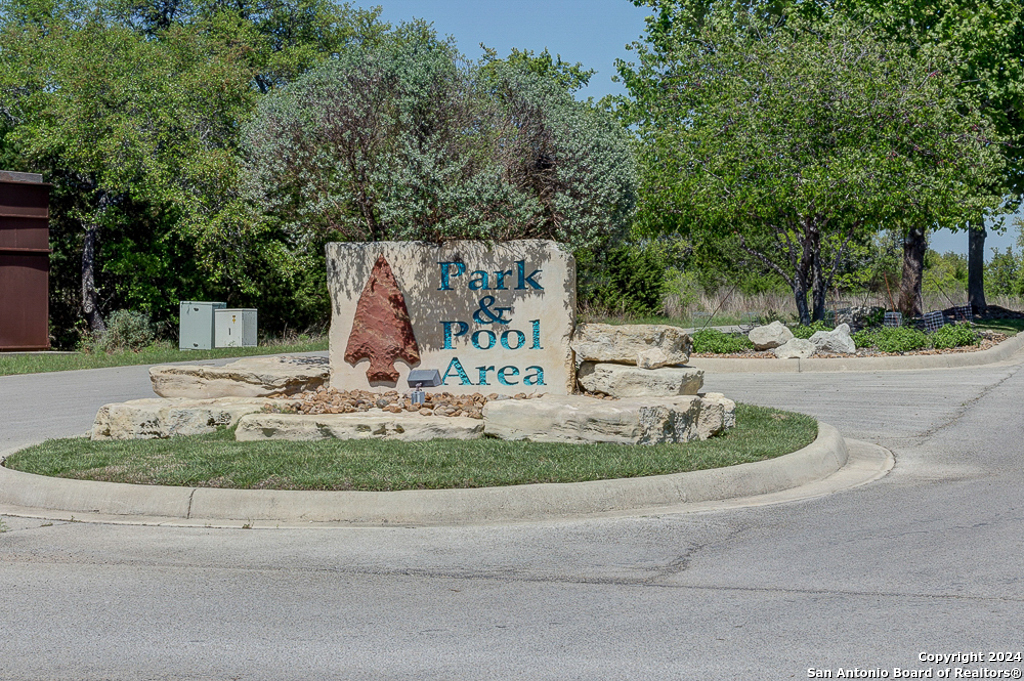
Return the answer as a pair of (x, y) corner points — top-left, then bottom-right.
(407, 369), (441, 405)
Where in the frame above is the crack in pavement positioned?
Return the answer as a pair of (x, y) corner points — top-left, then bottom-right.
(4, 552), (1022, 604)
(913, 363), (1022, 443)
(642, 526), (749, 585)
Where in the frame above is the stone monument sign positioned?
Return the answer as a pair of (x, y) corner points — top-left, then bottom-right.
(327, 240), (575, 395)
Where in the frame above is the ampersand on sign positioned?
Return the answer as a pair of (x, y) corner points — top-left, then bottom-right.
(473, 295), (513, 324)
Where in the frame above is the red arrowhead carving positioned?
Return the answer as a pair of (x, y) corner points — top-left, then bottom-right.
(344, 255), (421, 383)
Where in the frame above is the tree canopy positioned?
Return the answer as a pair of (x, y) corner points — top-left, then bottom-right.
(618, 12), (1007, 323)
(243, 32), (636, 251)
(627, 0), (1024, 314)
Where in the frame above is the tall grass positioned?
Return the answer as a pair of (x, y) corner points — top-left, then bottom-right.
(662, 289), (1024, 326)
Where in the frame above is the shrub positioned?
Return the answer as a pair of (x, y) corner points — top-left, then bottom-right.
(692, 328), (754, 354)
(931, 323), (980, 349)
(580, 244), (668, 316)
(852, 326), (929, 353)
(92, 310), (155, 353)
(790, 321), (831, 339)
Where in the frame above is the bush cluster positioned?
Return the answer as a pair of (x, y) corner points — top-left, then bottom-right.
(579, 244), (669, 317)
(852, 323), (979, 353)
(692, 329), (754, 354)
(790, 321), (831, 339)
(930, 323), (981, 349)
(88, 310), (155, 353)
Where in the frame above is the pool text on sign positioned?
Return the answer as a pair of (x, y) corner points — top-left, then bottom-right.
(436, 260), (546, 388)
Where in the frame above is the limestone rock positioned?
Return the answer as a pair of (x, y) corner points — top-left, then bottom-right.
(483, 394), (734, 445)
(150, 355), (329, 398)
(328, 240), (576, 395)
(577, 362), (704, 397)
(773, 338), (816, 359)
(91, 397), (279, 440)
(834, 306), (884, 332)
(748, 321), (794, 350)
(571, 323), (691, 368)
(809, 323), (856, 354)
(236, 412), (484, 442)
(701, 392), (737, 429)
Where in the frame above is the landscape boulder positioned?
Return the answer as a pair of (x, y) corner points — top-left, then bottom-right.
(150, 355), (329, 398)
(809, 323), (856, 355)
(834, 306), (884, 332)
(235, 412), (484, 442)
(482, 393), (734, 445)
(571, 323), (691, 368)
(772, 338), (816, 360)
(577, 362), (704, 397)
(748, 321), (794, 350)
(91, 397), (280, 440)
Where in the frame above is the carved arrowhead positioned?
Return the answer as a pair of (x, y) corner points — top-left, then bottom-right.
(344, 255), (421, 383)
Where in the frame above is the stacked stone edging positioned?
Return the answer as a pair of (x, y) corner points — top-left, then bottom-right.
(150, 355), (330, 398)
(570, 323), (703, 397)
(91, 397), (278, 440)
(483, 393), (734, 445)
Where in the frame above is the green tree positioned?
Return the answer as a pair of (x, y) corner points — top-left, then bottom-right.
(848, 0), (1024, 312)
(618, 13), (1004, 323)
(243, 33), (636, 251)
(1, 10), (255, 331)
(984, 248), (1020, 299)
(0, 0), (386, 337)
(628, 0), (1024, 313)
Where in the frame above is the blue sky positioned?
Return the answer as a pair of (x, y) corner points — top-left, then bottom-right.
(355, 0), (1022, 260)
(354, 0), (651, 101)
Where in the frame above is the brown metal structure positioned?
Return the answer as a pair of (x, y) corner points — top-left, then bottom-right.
(0, 170), (51, 351)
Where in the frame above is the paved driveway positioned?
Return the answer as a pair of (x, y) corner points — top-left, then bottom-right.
(1, 356), (1023, 680)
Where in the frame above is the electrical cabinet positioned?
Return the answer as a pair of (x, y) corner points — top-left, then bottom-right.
(215, 308), (257, 348)
(179, 301), (226, 350)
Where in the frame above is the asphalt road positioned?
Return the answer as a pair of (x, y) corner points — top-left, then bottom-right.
(2, 355), (1023, 680)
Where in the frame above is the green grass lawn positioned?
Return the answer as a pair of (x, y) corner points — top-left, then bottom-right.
(3, 404), (817, 491)
(0, 337), (329, 377)
(973, 318), (1024, 335)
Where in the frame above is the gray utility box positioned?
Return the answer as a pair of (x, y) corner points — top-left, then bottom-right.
(179, 301), (226, 350)
(215, 308), (257, 348)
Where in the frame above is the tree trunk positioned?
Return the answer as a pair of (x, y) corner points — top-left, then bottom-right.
(968, 222), (987, 314)
(899, 227), (926, 318)
(793, 280), (811, 326)
(82, 222), (106, 333)
(811, 247), (827, 322)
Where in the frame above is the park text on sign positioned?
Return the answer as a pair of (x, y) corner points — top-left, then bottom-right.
(327, 240), (576, 396)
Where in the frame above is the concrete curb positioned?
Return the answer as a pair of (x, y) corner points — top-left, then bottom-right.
(0, 423), (852, 526)
(689, 332), (1024, 373)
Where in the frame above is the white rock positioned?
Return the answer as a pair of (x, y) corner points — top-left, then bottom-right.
(748, 321), (794, 350)
(701, 392), (737, 429)
(235, 413), (484, 442)
(571, 323), (692, 368)
(809, 323), (856, 354)
(150, 355), (329, 398)
(636, 346), (671, 370)
(91, 397), (280, 440)
(577, 362), (704, 397)
(773, 338), (816, 359)
(483, 394), (734, 445)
